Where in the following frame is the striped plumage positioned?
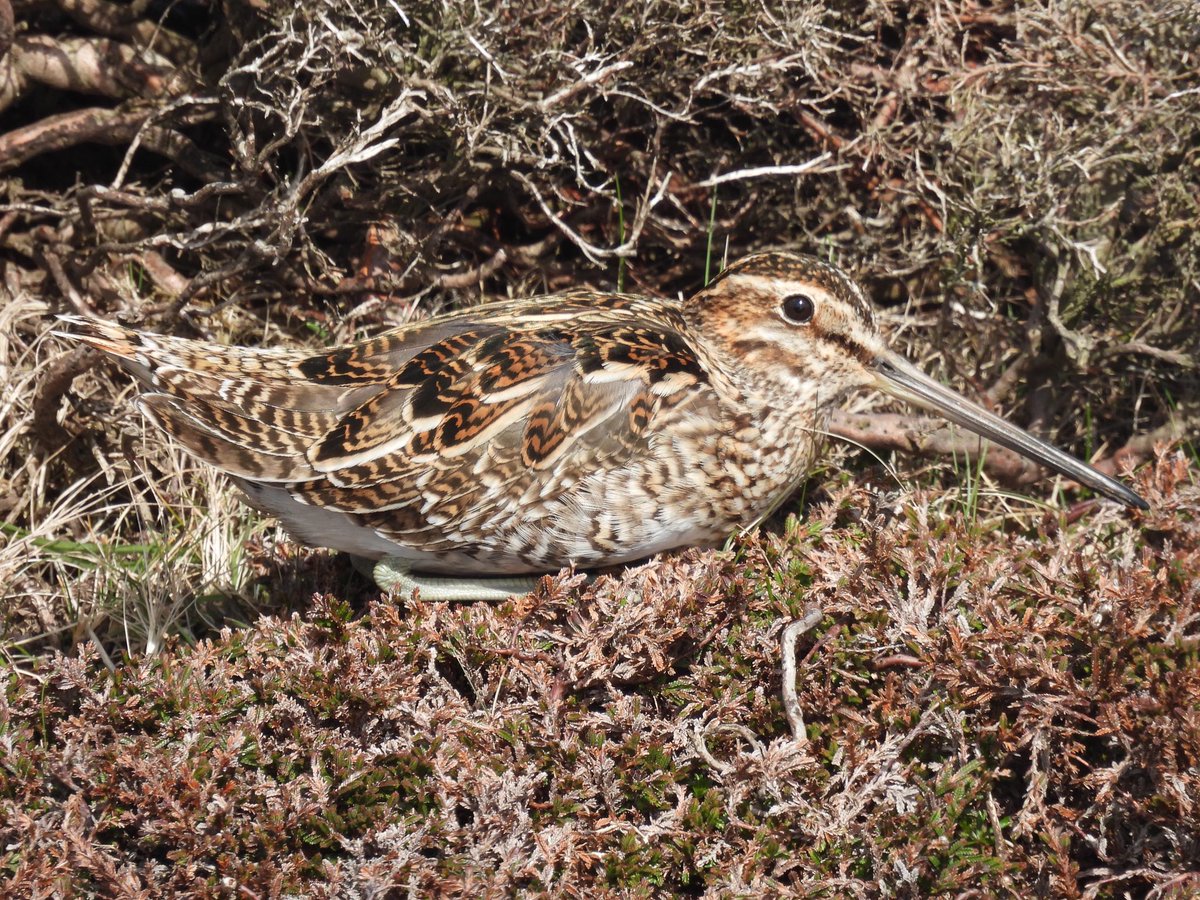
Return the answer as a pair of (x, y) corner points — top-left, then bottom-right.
(61, 252), (1145, 578)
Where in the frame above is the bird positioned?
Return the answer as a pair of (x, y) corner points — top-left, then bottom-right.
(58, 251), (1147, 599)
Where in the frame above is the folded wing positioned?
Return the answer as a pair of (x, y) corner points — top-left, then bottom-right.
(60, 299), (711, 555)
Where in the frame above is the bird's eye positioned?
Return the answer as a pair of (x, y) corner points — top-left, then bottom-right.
(781, 294), (815, 324)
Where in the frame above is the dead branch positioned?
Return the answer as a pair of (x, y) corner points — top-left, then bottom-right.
(31, 346), (96, 458)
(0, 0), (12, 64)
(829, 408), (1195, 490)
(54, 0), (197, 65)
(0, 34), (180, 113)
(781, 608), (823, 746)
(37, 245), (90, 315)
(829, 409), (1055, 485)
(0, 106), (219, 179)
(1104, 339), (1197, 369)
(134, 250), (189, 297)
(1104, 417), (1199, 476)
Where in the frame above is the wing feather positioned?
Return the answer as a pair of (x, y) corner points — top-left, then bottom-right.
(139, 394), (318, 481)
(60, 298), (713, 565)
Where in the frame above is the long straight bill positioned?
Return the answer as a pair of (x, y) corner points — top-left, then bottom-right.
(872, 351), (1148, 509)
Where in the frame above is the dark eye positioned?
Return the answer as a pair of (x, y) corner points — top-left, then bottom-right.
(781, 294), (815, 324)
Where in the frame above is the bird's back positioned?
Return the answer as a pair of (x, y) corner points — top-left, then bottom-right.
(60, 294), (768, 574)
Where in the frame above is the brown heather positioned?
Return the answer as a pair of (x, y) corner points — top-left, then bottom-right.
(1, 0), (1198, 895)
(0, 453), (1195, 895)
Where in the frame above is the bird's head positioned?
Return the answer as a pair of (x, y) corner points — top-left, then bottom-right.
(685, 251), (1146, 508)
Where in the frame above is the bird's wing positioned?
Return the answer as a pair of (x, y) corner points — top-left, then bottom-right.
(60, 297), (712, 531)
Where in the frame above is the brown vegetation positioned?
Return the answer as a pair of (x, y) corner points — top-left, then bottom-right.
(2, 455), (1197, 895)
(1, 0), (1198, 894)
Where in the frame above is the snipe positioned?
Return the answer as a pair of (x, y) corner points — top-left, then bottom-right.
(60, 252), (1146, 598)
